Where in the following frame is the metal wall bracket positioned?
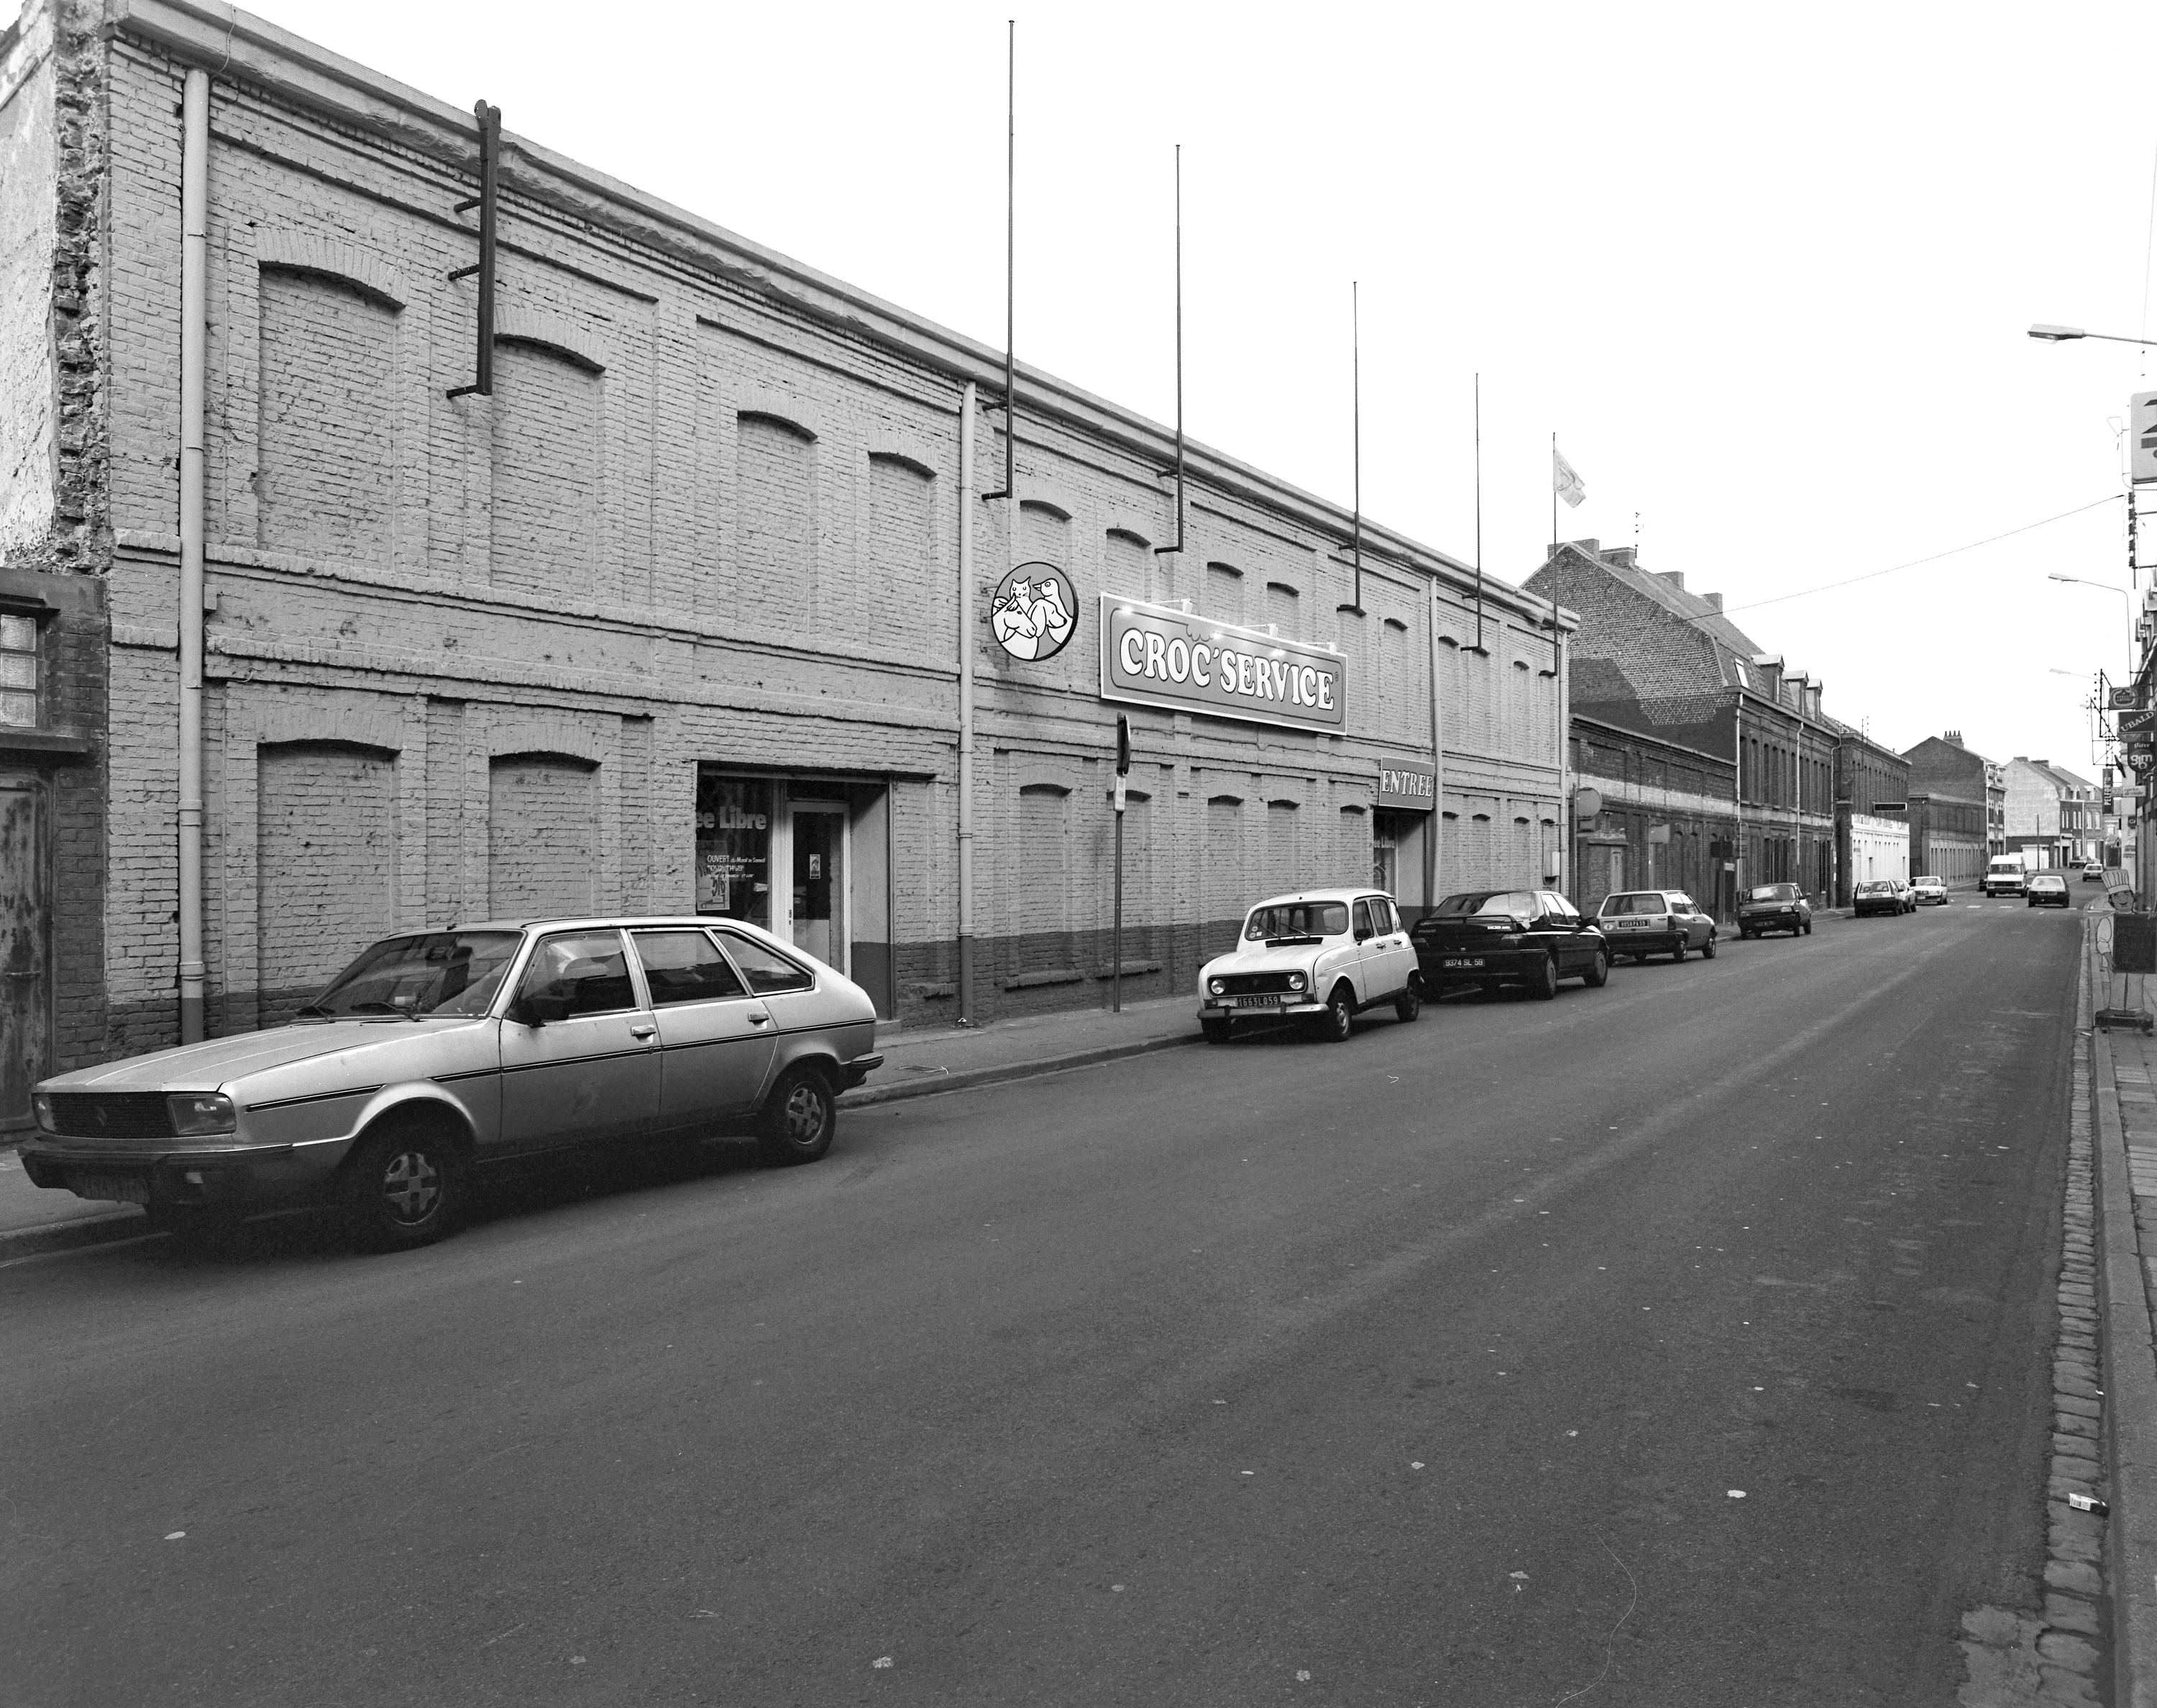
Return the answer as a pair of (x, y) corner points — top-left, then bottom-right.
(446, 100), (500, 400)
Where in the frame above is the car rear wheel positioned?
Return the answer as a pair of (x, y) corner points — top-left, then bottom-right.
(1319, 983), (1355, 1042)
(1527, 954), (1559, 1001)
(342, 1119), (463, 1253)
(1394, 977), (1422, 1023)
(1201, 1016), (1231, 1044)
(1702, 932), (1717, 959)
(1671, 938), (1687, 963)
(757, 1065), (837, 1166)
(1803, 921), (1812, 935)
(1582, 948), (1610, 988)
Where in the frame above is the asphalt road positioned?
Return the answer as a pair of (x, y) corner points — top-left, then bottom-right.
(2, 894), (2086, 1707)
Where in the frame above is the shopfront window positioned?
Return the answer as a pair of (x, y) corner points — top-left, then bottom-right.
(697, 776), (773, 927)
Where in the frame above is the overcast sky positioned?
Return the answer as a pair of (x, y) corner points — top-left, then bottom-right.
(235, 0), (2157, 776)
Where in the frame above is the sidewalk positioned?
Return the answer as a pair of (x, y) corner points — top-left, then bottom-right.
(2084, 914), (2157, 1707)
(0, 993), (1207, 1258)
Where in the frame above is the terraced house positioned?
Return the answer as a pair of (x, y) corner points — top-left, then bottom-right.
(0, 0), (1576, 1119)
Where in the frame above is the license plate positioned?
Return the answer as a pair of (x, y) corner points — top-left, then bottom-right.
(1441, 957), (1487, 970)
(1232, 994), (1281, 1009)
(70, 1172), (150, 1206)
(1615, 919), (1650, 929)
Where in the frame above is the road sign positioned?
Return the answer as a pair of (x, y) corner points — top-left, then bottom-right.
(2135, 390), (2157, 485)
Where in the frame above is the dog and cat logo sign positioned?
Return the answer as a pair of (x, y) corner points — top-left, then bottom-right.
(990, 562), (1077, 661)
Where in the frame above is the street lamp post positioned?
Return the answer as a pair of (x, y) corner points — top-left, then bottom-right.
(2047, 572), (2132, 679)
(2028, 324), (2157, 349)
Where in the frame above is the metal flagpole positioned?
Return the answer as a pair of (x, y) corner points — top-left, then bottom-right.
(1473, 375), (1484, 652)
(1350, 283), (1363, 614)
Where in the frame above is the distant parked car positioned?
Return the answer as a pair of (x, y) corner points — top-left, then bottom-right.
(2084, 863), (2107, 883)
(20, 916), (883, 1250)
(1912, 875), (1948, 906)
(1197, 889), (1419, 1044)
(1411, 889), (1610, 1001)
(1594, 889), (1717, 962)
(2028, 874), (2072, 909)
(1853, 879), (1908, 918)
(1736, 883), (1813, 939)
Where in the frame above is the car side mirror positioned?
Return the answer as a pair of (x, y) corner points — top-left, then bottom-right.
(512, 992), (572, 1027)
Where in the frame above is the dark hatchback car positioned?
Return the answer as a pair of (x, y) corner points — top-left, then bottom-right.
(1736, 883), (1812, 939)
(1411, 889), (1610, 1001)
(2028, 874), (2072, 909)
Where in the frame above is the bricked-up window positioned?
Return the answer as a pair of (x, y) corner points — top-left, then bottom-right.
(1205, 561), (1244, 626)
(489, 753), (598, 919)
(1104, 528), (1150, 597)
(1263, 800), (1300, 898)
(0, 615), (35, 726)
(1266, 580), (1300, 635)
(736, 413), (816, 632)
(1020, 500), (1071, 570)
(1382, 618), (1409, 737)
(258, 269), (396, 561)
(1202, 794), (1245, 955)
(1018, 784), (1071, 970)
(866, 454), (934, 595)
(495, 341), (603, 596)
(257, 742), (398, 1028)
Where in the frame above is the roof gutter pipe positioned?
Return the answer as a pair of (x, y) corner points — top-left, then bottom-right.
(178, 69), (209, 1044)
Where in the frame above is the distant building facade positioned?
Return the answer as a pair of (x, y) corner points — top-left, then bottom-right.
(1567, 715), (1737, 916)
(1526, 541), (1854, 919)
(2005, 758), (2098, 865)
(1896, 732), (1995, 885)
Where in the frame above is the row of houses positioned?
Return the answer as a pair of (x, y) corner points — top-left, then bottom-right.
(0, 0), (2115, 1134)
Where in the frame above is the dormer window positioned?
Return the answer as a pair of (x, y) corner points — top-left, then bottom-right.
(0, 614), (35, 727)
(1733, 658), (1749, 689)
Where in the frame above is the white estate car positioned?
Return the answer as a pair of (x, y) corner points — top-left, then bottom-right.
(1197, 889), (1420, 1044)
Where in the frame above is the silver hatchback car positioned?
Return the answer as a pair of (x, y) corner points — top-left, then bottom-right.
(21, 917), (882, 1250)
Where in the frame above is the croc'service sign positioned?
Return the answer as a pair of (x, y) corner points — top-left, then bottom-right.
(1099, 595), (1348, 734)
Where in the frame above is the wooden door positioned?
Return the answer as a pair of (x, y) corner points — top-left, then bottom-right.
(0, 774), (50, 1131)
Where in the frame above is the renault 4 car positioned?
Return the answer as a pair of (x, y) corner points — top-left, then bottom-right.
(1410, 889), (1611, 1001)
(21, 917), (882, 1250)
(1197, 889), (1419, 1044)
(1736, 883), (1813, 938)
(1593, 889), (1717, 963)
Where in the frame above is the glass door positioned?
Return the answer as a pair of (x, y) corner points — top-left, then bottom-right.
(788, 802), (848, 973)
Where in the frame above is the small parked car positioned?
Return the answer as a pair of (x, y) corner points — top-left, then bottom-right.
(1198, 889), (1420, 1044)
(2028, 874), (2072, 909)
(1736, 883), (1813, 938)
(1853, 879), (1908, 918)
(21, 916), (883, 1250)
(1911, 875), (1948, 906)
(2084, 863), (2107, 883)
(1594, 889), (1717, 962)
(1411, 889), (1610, 1001)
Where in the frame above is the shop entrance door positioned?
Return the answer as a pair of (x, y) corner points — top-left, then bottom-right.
(0, 774), (51, 1131)
(788, 803), (848, 974)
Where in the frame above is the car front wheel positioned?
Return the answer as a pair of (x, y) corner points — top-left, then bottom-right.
(342, 1119), (464, 1252)
(1319, 983), (1356, 1042)
(758, 1065), (837, 1166)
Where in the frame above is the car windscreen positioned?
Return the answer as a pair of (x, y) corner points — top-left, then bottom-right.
(1245, 901), (1349, 941)
(1916, 876), (1941, 884)
(1598, 893), (1669, 916)
(306, 931), (523, 1018)
(1746, 885), (1797, 902)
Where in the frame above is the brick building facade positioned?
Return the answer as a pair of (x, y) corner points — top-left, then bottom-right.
(1567, 715), (1736, 916)
(1525, 541), (1839, 920)
(0, 0), (1574, 1113)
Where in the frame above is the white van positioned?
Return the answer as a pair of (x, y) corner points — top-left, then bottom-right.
(1984, 855), (2028, 897)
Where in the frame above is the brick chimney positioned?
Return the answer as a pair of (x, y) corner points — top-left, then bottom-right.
(1701, 592), (1723, 612)
(1945, 729), (1963, 745)
(1605, 546), (1638, 569)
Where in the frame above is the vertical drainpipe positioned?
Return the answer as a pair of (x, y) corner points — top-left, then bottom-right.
(1424, 576), (1440, 919)
(178, 70), (210, 1044)
(956, 382), (977, 1025)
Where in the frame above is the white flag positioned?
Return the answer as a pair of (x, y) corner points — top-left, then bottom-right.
(1553, 444), (1587, 509)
